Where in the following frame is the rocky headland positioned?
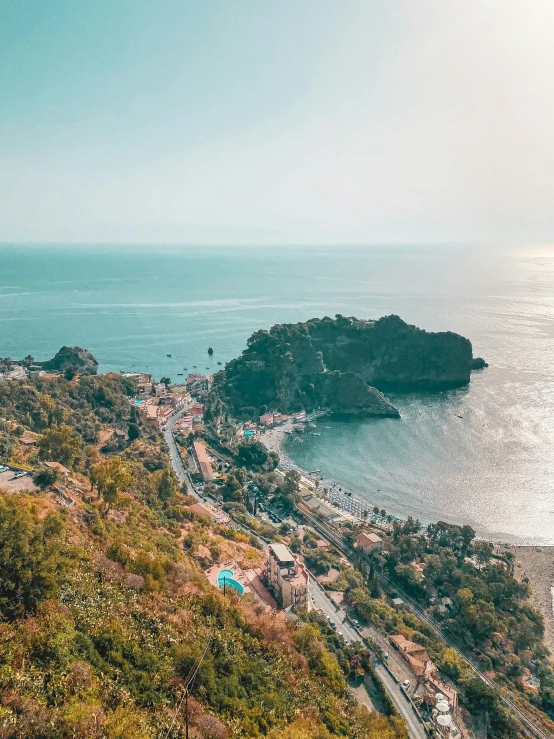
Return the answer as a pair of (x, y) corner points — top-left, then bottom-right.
(212, 314), (486, 418)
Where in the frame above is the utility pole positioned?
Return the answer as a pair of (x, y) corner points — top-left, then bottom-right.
(185, 685), (189, 739)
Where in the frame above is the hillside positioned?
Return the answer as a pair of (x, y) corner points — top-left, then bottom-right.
(213, 314), (484, 419)
(0, 372), (407, 739)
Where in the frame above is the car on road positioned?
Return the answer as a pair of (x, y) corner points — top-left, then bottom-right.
(0, 465), (9, 472)
(401, 680), (411, 691)
(12, 471), (28, 479)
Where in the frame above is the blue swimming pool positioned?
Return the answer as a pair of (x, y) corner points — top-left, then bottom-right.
(217, 568), (244, 594)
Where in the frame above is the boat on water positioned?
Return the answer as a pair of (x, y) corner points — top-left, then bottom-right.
(167, 353), (173, 357)
(217, 361), (222, 365)
(177, 373), (183, 376)
(183, 367), (188, 370)
(285, 429), (293, 434)
(295, 438), (303, 444)
(193, 365), (197, 368)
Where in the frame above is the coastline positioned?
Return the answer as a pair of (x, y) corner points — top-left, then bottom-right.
(513, 546), (554, 660)
(260, 421), (399, 529)
(262, 422), (554, 657)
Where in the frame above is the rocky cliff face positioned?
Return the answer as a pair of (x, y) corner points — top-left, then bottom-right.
(214, 314), (484, 418)
(41, 346), (98, 375)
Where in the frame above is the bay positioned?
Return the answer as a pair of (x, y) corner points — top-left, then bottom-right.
(1, 243), (553, 543)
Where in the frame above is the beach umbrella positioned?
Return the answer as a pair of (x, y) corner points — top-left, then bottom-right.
(436, 700), (450, 713)
(437, 714), (451, 728)
(435, 692), (444, 702)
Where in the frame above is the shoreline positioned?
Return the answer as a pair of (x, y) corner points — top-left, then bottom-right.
(261, 421), (554, 651)
(261, 421), (400, 530)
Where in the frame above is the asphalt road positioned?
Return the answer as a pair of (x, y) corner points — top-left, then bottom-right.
(309, 577), (427, 739)
(163, 408), (190, 485)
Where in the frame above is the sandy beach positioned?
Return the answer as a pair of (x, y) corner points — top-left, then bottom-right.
(263, 427), (554, 651)
(513, 546), (554, 658)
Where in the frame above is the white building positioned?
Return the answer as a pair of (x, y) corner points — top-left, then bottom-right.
(265, 543), (310, 611)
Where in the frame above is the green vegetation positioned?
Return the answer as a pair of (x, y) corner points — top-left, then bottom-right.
(340, 518), (554, 737)
(0, 369), (409, 738)
(213, 314), (478, 418)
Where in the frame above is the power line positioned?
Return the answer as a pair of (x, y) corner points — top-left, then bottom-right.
(161, 633), (213, 739)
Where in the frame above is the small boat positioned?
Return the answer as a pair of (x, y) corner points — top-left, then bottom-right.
(193, 365), (197, 368)
(167, 353), (173, 357)
(217, 361), (222, 365)
(177, 373), (183, 376)
(295, 438), (303, 444)
(183, 367), (188, 370)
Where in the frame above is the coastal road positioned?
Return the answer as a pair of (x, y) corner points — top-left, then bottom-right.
(309, 577), (427, 739)
(163, 407), (199, 494)
(300, 506), (553, 739)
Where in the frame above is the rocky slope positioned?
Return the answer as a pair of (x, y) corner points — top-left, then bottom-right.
(214, 314), (485, 417)
(41, 345), (99, 374)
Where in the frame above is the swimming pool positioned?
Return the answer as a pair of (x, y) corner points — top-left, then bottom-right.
(217, 568), (244, 594)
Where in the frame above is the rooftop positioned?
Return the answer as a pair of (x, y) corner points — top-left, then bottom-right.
(268, 542), (295, 564)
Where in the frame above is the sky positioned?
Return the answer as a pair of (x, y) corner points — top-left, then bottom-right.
(2, 0), (554, 245)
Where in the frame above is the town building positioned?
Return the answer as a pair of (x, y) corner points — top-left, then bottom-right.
(159, 393), (186, 410)
(390, 634), (458, 710)
(185, 502), (230, 525)
(43, 461), (71, 477)
(265, 543), (310, 611)
(192, 441), (213, 481)
(189, 403), (204, 420)
(186, 374), (212, 397)
(173, 415), (194, 435)
(356, 530), (383, 554)
(259, 413), (274, 427)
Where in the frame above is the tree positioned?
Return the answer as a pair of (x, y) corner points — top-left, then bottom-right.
(33, 466), (59, 490)
(64, 366), (78, 381)
(39, 424), (84, 468)
(281, 469), (301, 506)
(91, 456), (134, 515)
(128, 422), (140, 441)
(235, 441), (278, 472)
(0, 497), (65, 619)
(160, 377), (171, 388)
(155, 468), (178, 503)
(473, 540), (493, 570)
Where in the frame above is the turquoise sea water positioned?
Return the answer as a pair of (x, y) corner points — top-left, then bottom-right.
(1, 243), (553, 543)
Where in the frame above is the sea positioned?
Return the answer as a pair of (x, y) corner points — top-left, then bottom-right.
(1, 243), (553, 544)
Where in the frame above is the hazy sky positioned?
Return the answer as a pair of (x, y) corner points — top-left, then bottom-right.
(2, 0), (554, 245)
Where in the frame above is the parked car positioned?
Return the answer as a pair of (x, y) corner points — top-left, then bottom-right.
(0, 465), (9, 473)
(12, 471), (28, 479)
(401, 680), (411, 691)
